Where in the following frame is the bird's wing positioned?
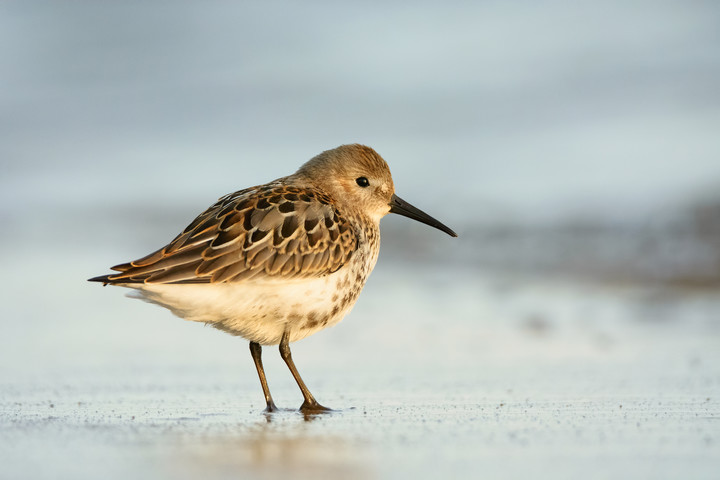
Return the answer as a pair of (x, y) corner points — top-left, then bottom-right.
(101, 184), (358, 284)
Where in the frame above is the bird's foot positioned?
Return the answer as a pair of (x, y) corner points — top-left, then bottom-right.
(299, 400), (333, 415)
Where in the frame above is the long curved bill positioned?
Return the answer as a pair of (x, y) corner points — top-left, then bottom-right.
(389, 194), (457, 237)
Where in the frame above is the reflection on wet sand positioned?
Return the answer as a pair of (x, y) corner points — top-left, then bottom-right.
(165, 414), (374, 480)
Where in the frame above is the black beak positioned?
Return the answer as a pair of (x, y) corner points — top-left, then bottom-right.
(389, 194), (457, 237)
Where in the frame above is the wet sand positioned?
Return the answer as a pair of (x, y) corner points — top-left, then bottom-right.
(1, 259), (718, 479)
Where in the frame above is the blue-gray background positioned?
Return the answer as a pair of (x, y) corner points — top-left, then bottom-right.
(4, 0), (720, 221)
(1, 2), (719, 479)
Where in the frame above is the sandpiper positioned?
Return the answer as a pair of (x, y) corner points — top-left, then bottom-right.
(89, 144), (456, 413)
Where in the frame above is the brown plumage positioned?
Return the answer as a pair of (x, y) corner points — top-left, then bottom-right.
(94, 184), (357, 285)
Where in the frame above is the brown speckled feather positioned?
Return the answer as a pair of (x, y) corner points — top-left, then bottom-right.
(104, 183), (358, 284)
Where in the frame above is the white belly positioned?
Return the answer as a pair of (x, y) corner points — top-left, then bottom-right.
(122, 266), (365, 345)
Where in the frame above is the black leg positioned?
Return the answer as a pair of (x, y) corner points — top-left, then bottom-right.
(279, 331), (331, 413)
(250, 341), (278, 412)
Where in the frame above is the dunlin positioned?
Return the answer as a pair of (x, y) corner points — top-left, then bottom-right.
(89, 144), (456, 413)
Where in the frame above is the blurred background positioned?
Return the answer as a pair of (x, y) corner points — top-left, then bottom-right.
(1, 1), (719, 479)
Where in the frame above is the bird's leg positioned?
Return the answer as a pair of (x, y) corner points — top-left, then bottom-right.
(249, 341), (278, 412)
(279, 331), (332, 413)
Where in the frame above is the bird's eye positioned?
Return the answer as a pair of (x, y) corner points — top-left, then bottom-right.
(355, 177), (370, 187)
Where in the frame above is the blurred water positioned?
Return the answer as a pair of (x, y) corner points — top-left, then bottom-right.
(2, 0), (720, 223)
(2, 1), (720, 479)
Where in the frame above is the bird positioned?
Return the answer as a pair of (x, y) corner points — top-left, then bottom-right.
(89, 144), (457, 414)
